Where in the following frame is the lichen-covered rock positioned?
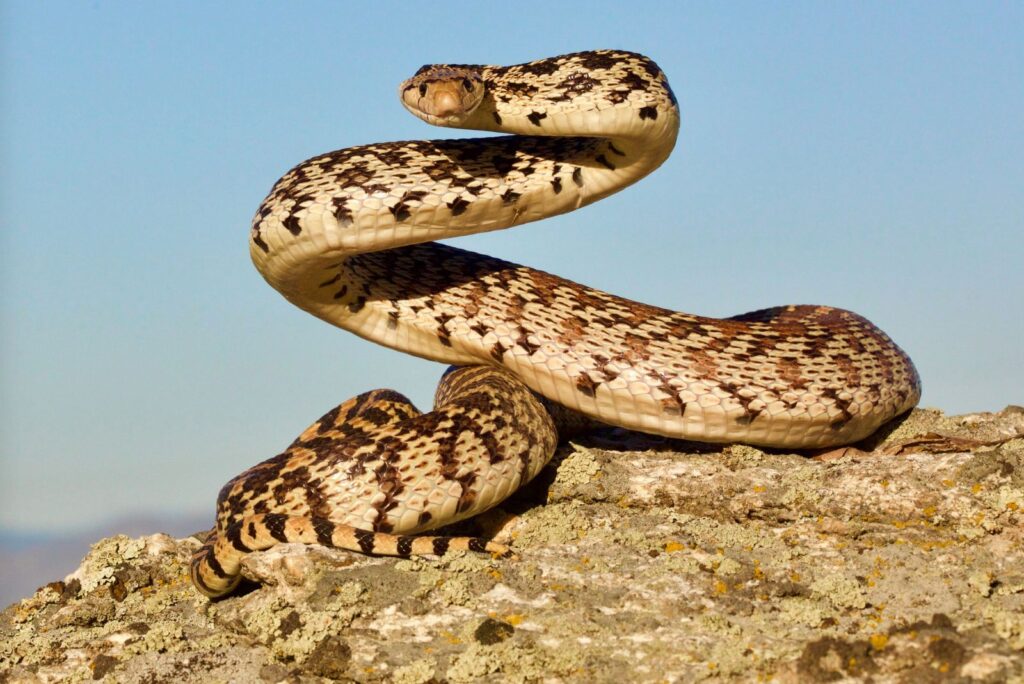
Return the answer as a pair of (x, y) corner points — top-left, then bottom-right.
(1, 407), (1022, 682)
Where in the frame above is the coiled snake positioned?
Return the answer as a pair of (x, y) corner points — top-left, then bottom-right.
(191, 50), (920, 597)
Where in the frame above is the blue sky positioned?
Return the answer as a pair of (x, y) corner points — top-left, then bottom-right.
(1, 2), (1021, 535)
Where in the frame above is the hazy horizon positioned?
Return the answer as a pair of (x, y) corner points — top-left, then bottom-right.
(2, 2), (1022, 543)
(0, 510), (213, 608)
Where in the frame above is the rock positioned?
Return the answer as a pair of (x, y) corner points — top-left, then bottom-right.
(1, 407), (1022, 682)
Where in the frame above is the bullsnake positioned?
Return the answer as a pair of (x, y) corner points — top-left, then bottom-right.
(191, 50), (920, 597)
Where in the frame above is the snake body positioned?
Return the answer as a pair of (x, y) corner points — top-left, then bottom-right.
(191, 50), (920, 597)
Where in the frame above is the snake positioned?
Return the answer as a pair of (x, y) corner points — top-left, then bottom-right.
(190, 50), (921, 597)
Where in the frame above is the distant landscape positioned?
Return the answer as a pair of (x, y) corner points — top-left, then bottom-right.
(0, 512), (210, 607)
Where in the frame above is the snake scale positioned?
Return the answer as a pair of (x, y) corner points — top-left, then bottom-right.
(191, 50), (921, 597)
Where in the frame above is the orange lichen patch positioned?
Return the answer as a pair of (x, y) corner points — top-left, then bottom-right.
(439, 630), (461, 645)
(913, 539), (956, 552)
(664, 541), (686, 553)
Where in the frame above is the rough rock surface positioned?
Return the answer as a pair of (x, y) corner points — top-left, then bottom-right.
(2, 407), (1023, 683)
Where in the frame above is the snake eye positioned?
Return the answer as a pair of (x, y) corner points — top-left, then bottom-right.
(462, 78), (475, 92)
(418, 83), (428, 97)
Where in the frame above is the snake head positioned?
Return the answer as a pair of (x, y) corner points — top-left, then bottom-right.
(399, 65), (486, 127)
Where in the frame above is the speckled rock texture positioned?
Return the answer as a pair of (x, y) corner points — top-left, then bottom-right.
(2, 407), (1023, 683)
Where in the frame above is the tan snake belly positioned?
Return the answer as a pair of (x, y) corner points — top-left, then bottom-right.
(191, 50), (921, 597)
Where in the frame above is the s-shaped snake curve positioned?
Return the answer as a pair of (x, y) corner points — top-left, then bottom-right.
(191, 50), (920, 597)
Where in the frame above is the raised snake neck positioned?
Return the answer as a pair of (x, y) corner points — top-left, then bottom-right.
(191, 50), (921, 597)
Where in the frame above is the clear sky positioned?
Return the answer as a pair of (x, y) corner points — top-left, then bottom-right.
(1, 2), (1021, 535)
